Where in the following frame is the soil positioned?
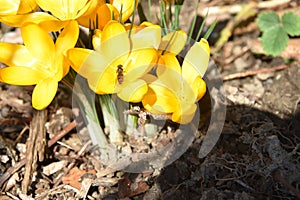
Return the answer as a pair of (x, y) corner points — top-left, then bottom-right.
(0, 0), (300, 199)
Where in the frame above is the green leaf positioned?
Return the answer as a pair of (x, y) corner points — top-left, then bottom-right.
(261, 25), (288, 56)
(282, 12), (300, 36)
(257, 11), (280, 32)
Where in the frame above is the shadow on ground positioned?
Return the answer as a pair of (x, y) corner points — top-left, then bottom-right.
(110, 100), (300, 200)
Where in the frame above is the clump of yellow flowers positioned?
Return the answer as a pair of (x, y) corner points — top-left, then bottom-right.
(0, 0), (210, 124)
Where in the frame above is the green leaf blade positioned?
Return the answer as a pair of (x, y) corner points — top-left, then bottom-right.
(261, 25), (288, 56)
(282, 12), (300, 36)
(257, 11), (280, 32)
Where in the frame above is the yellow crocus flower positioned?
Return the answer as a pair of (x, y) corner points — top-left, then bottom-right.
(67, 20), (161, 102)
(0, 21), (79, 110)
(142, 38), (210, 124)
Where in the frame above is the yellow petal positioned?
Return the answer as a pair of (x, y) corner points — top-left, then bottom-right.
(67, 48), (92, 73)
(117, 79), (148, 102)
(92, 29), (102, 51)
(159, 30), (187, 54)
(110, 0), (138, 22)
(97, 4), (119, 30)
(140, 21), (156, 28)
(101, 20), (126, 42)
(131, 24), (161, 50)
(36, 0), (90, 20)
(0, 0), (19, 15)
(101, 20), (130, 59)
(61, 56), (70, 78)
(18, 0), (37, 14)
(182, 38), (210, 81)
(156, 53), (181, 76)
(124, 48), (157, 82)
(82, 0), (105, 16)
(193, 76), (206, 101)
(55, 20), (79, 55)
(156, 64), (181, 92)
(78, 51), (116, 94)
(32, 78), (58, 110)
(39, 20), (69, 32)
(21, 23), (55, 65)
(0, 12), (67, 31)
(0, 43), (33, 67)
(77, 3), (118, 29)
(143, 82), (179, 113)
(91, 63), (117, 94)
(142, 73), (157, 84)
(0, 66), (45, 85)
(172, 103), (197, 124)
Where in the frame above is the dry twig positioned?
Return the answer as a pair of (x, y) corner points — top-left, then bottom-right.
(222, 64), (289, 81)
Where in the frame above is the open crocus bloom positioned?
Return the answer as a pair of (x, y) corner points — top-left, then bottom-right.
(0, 21), (79, 110)
(67, 20), (161, 102)
(142, 39), (210, 124)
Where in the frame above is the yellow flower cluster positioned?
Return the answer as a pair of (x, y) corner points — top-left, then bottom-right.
(0, 0), (210, 124)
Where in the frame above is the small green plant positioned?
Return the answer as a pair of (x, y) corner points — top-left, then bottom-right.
(257, 11), (300, 56)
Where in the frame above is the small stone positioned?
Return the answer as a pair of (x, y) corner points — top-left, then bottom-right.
(256, 72), (274, 81)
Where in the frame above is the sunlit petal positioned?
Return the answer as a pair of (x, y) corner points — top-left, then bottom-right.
(72, 51), (116, 94)
(159, 30), (187, 54)
(97, 4), (119, 30)
(91, 63), (117, 94)
(182, 38), (210, 80)
(110, 0), (138, 22)
(0, 0), (19, 15)
(156, 53), (181, 76)
(117, 79), (148, 102)
(36, 0), (90, 20)
(143, 82), (179, 113)
(18, 0), (37, 14)
(82, 0), (105, 16)
(0, 12), (67, 31)
(21, 23), (55, 64)
(192, 76), (206, 101)
(32, 78), (58, 110)
(0, 66), (45, 85)
(77, 3), (118, 29)
(67, 48), (93, 74)
(39, 20), (69, 32)
(156, 65), (181, 92)
(92, 29), (102, 51)
(101, 20), (130, 59)
(131, 24), (161, 50)
(172, 103), (197, 124)
(124, 48), (157, 82)
(52, 55), (67, 79)
(0, 43), (33, 67)
(142, 73), (157, 84)
(72, 0), (93, 19)
(55, 20), (79, 55)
